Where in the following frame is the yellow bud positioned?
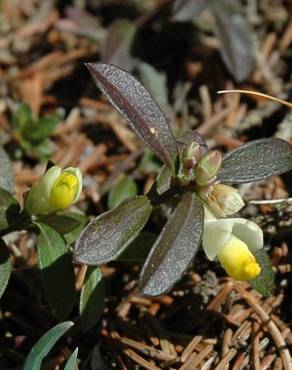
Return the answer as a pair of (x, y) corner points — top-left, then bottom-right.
(49, 172), (79, 210)
(217, 235), (261, 281)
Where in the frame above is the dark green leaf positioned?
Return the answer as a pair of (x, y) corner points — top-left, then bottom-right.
(64, 348), (78, 370)
(250, 248), (275, 297)
(36, 222), (76, 320)
(80, 267), (105, 331)
(118, 232), (156, 261)
(23, 321), (73, 370)
(86, 62), (178, 173)
(0, 188), (20, 231)
(108, 175), (138, 209)
(210, 0), (253, 82)
(139, 193), (204, 296)
(0, 146), (14, 192)
(103, 19), (137, 70)
(218, 138), (292, 184)
(38, 212), (88, 244)
(74, 195), (153, 264)
(172, 0), (207, 22)
(0, 239), (12, 299)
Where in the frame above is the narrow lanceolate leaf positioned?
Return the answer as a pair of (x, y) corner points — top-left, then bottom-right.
(0, 239), (12, 299)
(0, 146), (14, 193)
(86, 62), (178, 173)
(250, 248), (275, 297)
(210, 0), (253, 82)
(139, 193), (204, 296)
(64, 348), (78, 370)
(23, 321), (73, 370)
(36, 223), (76, 321)
(80, 267), (105, 331)
(0, 188), (20, 231)
(218, 138), (292, 184)
(74, 196), (153, 265)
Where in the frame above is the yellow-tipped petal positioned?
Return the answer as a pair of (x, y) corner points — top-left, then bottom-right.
(49, 172), (79, 210)
(217, 235), (261, 281)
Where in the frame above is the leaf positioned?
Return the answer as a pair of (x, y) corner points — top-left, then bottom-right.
(91, 344), (111, 370)
(138, 150), (162, 174)
(23, 321), (73, 370)
(250, 248), (275, 297)
(35, 222), (76, 320)
(0, 188), (20, 231)
(177, 130), (208, 152)
(102, 19), (137, 70)
(38, 212), (88, 244)
(80, 267), (105, 331)
(0, 146), (14, 193)
(172, 0), (208, 22)
(210, 0), (254, 82)
(218, 138), (292, 184)
(156, 165), (172, 195)
(137, 62), (172, 119)
(86, 62), (178, 173)
(64, 348), (78, 370)
(0, 239), (12, 299)
(139, 193), (204, 296)
(12, 103), (34, 133)
(24, 115), (59, 143)
(74, 196), (153, 264)
(108, 175), (138, 209)
(118, 232), (157, 261)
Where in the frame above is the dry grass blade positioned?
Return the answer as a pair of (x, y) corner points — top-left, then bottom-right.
(217, 90), (292, 109)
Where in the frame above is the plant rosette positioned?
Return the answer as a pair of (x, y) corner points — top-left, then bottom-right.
(74, 62), (292, 297)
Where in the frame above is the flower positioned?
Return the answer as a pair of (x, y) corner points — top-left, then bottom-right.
(202, 216), (263, 281)
(25, 165), (82, 215)
(200, 183), (245, 217)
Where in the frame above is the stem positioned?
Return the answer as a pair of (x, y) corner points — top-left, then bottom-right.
(148, 179), (197, 206)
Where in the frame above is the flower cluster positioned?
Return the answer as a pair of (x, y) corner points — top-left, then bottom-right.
(180, 145), (262, 281)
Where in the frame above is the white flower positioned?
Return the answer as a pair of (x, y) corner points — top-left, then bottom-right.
(25, 165), (82, 215)
(202, 216), (263, 281)
(200, 184), (245, 217)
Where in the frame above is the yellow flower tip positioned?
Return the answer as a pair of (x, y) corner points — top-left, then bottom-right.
(49, 172), (79, 210)
(218, 235), (261, 281)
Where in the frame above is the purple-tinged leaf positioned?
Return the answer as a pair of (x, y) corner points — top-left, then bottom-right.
(218, 138), (292, 184)
(172, 0), (207, 22)
(139, 193), (204, 296)
(86, 62), (178, 173)
(177, 130), (208, 153)
(74, 196), (152, 265)
(210, 0), (254, 82)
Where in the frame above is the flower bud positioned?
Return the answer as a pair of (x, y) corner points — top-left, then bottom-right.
(181, 142), (202, 170)
(194, 150), (222, 187)
(201, 184), (245, 217)
(25, 165), (82, 215)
